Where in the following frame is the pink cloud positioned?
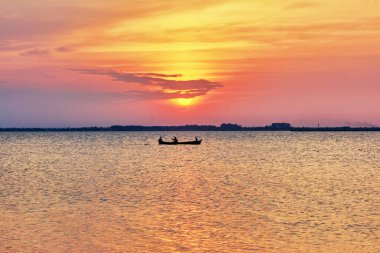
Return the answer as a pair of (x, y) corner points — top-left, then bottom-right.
(19, 48), (50, 57)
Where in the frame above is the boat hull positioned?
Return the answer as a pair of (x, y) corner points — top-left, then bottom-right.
(159, 140), (202, 145)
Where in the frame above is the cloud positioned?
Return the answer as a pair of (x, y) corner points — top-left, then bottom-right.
(284, 1), (317, 10)
(273, 18), (380, 33)
(0, 0), (230, 41)
(0, 11), (19, 20)
(19, 48), (50, 57)
(133, 72), (182, 78)
(72, 69), (223, 100)
(122, 89), (207, 100)
(0, 40), (38, 51)
(55, 46), (75, 52)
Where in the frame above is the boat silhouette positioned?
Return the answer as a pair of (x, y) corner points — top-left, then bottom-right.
(158, 137), (202, 145)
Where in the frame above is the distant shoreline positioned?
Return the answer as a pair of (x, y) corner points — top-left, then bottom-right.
(0, 123), (379, 132)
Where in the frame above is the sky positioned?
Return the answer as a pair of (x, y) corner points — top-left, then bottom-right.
(0, 0), (379, 127)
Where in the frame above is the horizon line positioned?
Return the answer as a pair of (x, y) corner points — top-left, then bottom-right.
(0, 123), (379, 132)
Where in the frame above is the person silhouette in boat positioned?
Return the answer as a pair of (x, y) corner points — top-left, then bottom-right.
(172, 136), (178, 143)
(195, 136), (198, 141)
(158, 136), (163, 144)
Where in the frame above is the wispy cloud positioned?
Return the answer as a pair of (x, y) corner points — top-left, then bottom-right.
(55, 46), (75, 52)
(122, 89), (207, 100)
(72, 69), (223, 100)
(133, 72), (182, 78)
(19, 48), (50, 57)
(284, 1), (317, 10)
(0, 11), (19, 20)
(0, 40), (38, 51)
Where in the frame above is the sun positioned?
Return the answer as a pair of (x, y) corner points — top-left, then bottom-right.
(171, 97), (199, 107)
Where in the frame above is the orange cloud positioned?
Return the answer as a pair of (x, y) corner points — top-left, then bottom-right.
(284, 1), (318, 10)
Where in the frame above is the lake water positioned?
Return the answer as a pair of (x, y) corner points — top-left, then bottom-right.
(0, 132), (379, 253)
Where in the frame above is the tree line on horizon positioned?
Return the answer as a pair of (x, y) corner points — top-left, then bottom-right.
(0, 123), (379, 131)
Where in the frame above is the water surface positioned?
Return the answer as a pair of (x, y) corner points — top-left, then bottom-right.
(0, 132), (379, 252)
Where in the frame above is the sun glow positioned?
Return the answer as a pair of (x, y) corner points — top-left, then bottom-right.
(171, 97), (199, 107)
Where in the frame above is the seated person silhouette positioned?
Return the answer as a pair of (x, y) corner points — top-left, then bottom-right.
(172, 136), (178, 143)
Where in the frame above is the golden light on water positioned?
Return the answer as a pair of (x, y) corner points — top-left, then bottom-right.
(1, 132), (379, 252)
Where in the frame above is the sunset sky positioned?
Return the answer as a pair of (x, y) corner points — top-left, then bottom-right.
(1, 0), (379, 127)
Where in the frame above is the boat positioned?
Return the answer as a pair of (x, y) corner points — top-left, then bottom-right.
(158, 137), (202, 145)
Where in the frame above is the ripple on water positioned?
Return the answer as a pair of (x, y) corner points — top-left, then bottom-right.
(0, 132), (379, 252)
